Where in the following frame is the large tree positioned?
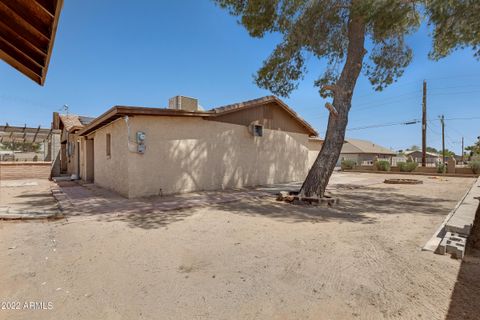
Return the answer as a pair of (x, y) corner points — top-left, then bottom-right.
(214, 0), (480, 198)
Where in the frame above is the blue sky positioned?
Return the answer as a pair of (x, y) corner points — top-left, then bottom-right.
(1, 0), (480, 154)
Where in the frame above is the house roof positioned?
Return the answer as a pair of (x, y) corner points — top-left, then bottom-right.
(341, 138), (396, 155)
(210, 96), (317, 136)
(59, 114), (94, 132)
(78, 96), (319, 137)
(0, 0), (64, 85)
(404, 150), (440, 157)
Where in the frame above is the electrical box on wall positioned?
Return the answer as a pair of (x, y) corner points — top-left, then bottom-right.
(136, 131), (146, 154)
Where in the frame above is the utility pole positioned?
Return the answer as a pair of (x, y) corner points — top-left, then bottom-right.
(422, 80), (427, 167)
(440, 115), (446, 165)
(461, 136), (464, 163)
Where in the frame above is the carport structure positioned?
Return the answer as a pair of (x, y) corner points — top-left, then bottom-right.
(0, 123), (52, 145)
(0, 123), (61, 177)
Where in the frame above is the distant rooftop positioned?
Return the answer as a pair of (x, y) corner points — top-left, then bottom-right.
(342, 138), (396, 155)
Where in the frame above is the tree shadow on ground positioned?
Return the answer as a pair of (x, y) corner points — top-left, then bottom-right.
(445, 206), (480, 320)
(57, 182), (457, 230)
(15, 193), (53, 198)
(101, 208), (196, 230)
(212, 186), (453, 225)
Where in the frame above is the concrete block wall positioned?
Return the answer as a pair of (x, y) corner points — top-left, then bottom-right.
(0, 162), (52, 180)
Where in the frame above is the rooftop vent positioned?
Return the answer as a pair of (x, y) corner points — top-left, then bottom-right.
(168, 96), (198, 112)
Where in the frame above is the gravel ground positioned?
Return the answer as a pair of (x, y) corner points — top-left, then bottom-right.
(0, 172), (476, 320)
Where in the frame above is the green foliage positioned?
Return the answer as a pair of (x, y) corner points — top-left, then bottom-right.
(341, 159), (356, 170)
(426, 146), (438, 153)
(376, 160), (391, 171)
(0, 142), (41, 152)
(466, 137), (480, 156)
(426, 0), (480, 60)
(397, 161), (417, 172)
(436, 162), (446, 174)
(443, 149), (456, 158)
(214, 0), (424, 97)
(470, 161), (480, 174)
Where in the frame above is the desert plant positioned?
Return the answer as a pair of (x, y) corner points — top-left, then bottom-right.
(376, 160), (391, 171)
(341, 160), (356, 170)
(437, 163), (446, 174)
(469, 161), (480, 174)
(397, 161), (418, 172)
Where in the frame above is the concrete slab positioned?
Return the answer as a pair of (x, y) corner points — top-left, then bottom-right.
(445, 178), (480, 236)
(431, 177), (480, 259)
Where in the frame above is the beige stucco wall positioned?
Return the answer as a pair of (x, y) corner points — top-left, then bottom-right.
(89, 116), (321, 198)
(79, 137), (86, 180)
(92, 119), (130, 196)
(307, 140), (322, 167)
(65, 133), (79, 176)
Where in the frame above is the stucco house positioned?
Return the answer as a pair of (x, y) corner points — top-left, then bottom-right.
(52, 113), (94, 177)
(69, 96), (322, 198)
(339, 138), (396, 165)
(404, 150), (440, 166)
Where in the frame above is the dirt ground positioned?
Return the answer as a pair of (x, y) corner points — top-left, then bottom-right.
(0, 179), (58, 213)
(0, 172), (478, 320)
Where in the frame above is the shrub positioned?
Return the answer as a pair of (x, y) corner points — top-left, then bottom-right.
(397, 161), (418, 172)
(341, 159), (356, 170)
(376, 160), (391, 171)
(436, 163), (446, 173)
(470, 160), (480, 174)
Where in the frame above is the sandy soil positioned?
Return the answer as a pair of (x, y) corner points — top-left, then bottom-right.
(0, 179), (58, 213)
(0, 173), (477, 320)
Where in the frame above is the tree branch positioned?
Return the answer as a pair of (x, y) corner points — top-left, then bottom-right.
(324, 102), (338, 117)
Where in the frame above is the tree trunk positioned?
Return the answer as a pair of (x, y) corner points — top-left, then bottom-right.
(299, 16), (366, 198)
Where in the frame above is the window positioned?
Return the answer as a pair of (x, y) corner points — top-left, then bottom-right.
(106, 133), (111, 157)
(253, 124), (263, 137)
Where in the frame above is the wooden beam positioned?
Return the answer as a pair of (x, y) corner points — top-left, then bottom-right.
(0, 1), (50, 53)
(32, 125), (41, 143)
(0, 50), (42, 84)
(0, 35), (44, 71)
(0, 19), (47, 65)
(40, 0), (63, 85)
(0, 0), (53, 39)
(0, 125), (51, 134)
(32, 0), (56, 17)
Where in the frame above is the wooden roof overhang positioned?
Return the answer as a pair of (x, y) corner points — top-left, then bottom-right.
(0, 124), (54, 143)
(78, 96), (320, 138)
(0, 0), (64, 85)
(78, 106), (214, 137)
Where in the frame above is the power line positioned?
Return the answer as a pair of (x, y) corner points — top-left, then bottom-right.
(347, 119), (420, 131)
(348, 115), (480, 132)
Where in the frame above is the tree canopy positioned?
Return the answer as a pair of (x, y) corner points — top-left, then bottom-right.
(214, 0), (479, 98)
(214, 0), (480, 198)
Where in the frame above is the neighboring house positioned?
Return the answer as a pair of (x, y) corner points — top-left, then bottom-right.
(339, 138), (396, 165)
(404, 150), (440, 166)
(73, 95), (323, 198)
(52, 113), (94, 177)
